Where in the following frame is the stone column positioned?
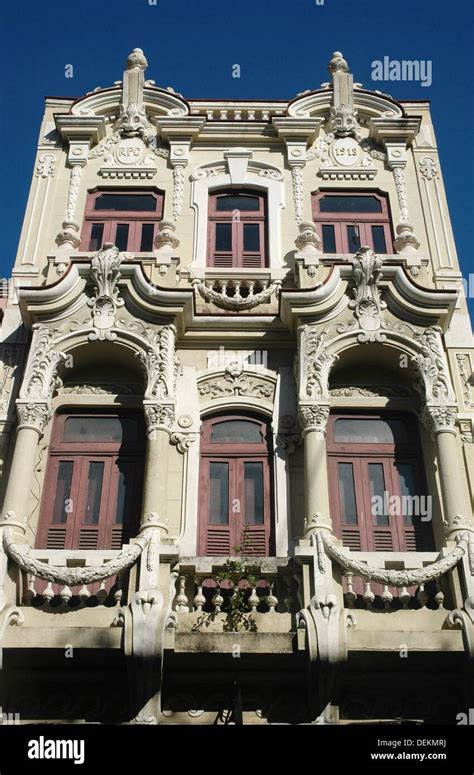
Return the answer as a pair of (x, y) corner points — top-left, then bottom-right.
(299, 404), (332, 533)
(1, 401), (49, 537)
(423, 405), (473, 535)
(141, 403), (174, 526)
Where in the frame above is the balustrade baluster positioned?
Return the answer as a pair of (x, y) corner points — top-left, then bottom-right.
(344, 573), (356, 609)
(193, 579), (206, 612)
(175, 575), (189, 612)
(363, 580), (375, 610)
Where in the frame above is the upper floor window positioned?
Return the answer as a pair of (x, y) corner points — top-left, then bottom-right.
(327, 413), (434, 553)
(36, 411), (145, 551)
(198, 414), (273, 555)
(312, 191), (393, 254)
(207, 190), (267, 268)
(82, 189), (164, 252)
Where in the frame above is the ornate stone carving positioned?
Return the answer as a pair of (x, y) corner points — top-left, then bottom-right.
(20, 327), (67, 401)
(60, 382), (142, 395)
(458, 419), (473, 444)
(419, 156), (438, 180)
(193, 278), (280, 311)
(298, 326), (338, 401)
(392, 167), (409, 223)
(295, 221), (321, 254)
(412, 326), (455, 404)
(327, 104), (359, 138)
(16, 402), (50, 434)
(144, 403), (175, 435)
(172, 165), (185, 220)
(456, 353), (473, 407)
(349, 247), (387, 342)
(290, 166), (304, 224)
(170, 432), (198, 454)
(36, 153), (56, 178)
(137, 325), (178, 401)
(154, 220), (180, 253)
(394, 222), (420, 255)
(2, 525), (148, 585)
(55, 220), (81, 251)
(312, 528), (471, 587)
(198, 364), (275, 402)
(88, 244), (125, 340)
(422, 405), (457, 434)
(330, 385), (415, 398)
(66, 165), (82, 222)
(299, 404), (330, 435)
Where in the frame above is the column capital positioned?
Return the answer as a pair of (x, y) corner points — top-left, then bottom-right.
(143, 402), (175, 437)
(422, 404), (458, 435)
(299, 404), (330, 436)
(16, 400), (51, 435)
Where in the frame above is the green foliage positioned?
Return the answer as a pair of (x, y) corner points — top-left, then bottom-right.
(192, 528), (260, 633)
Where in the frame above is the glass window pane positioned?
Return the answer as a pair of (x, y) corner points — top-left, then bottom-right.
(52, 461), (74, 524)
(210, 420), (262, 444)
(115, 224), (129, 251)
(244, 462), (264, 525)
(216, 195), (260, 212)
(338, 463), (358, 524)
(83, 462), (104, 524)
(319, 195), (383, 213)
(372, 225), (387, 253)
(89, 223), (104, 251)
(215, 223), (232, 251)
(115, 462), (134, 525)
(347, 225), (361, 253)
(209, 462), (229, 525)
(368, 463), (389, 526)
(63, 416), (137, 444)
(243, 223), (260, 252)
(334, 418), (408, 445)
(94, 194), (157, 212)
(398, 462), (417, 526)
(322, 224), (337, 253)
(140, 223), (154, 251)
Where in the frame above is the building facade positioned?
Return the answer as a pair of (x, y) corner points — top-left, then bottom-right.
(0, 48), (473, 725)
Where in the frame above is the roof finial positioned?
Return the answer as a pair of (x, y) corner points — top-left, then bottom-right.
(126, 47), (148, 71)
(328, 51), (349, 74)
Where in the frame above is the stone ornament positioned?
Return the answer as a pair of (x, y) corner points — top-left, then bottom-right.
(137, 325), (179, 402)
(88, 244), (125, 340)
(197, 364), (275, 403)
(412, 326), (456, 404)
(311, 528), (472, 587)
(20, 327), (67, 402)
(419, 156), (438, 180)
(298, 404), (330, 435)
(348, 247), (387, 342)
(2, 525), (149, 586)
(36, 154), (56, 178)
(16, 402), (51, 434)
(143, 403), (175, 434)
(192, 278), (280, 311)
(298, 325), (338, 401)
(422, 405), (458, 435)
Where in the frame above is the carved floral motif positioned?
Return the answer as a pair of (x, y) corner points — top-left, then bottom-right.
(88, 244), (125, 340)
(198, 365), (275, 402)
(349, 247), (387, 342)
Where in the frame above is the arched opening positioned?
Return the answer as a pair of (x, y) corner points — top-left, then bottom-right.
(198, 413), (274, 555)
(327, 345), (434, 552)
(36, 343), (147, 550)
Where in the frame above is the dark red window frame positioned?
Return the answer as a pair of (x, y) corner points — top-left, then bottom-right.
(82, 188), (164, 252)
(207, 189), (268, 268)
(198, 414), (273, 556)
(327, 412), (434, 552)
(312, 190), (394, 254)
(36, 411), (145, 551)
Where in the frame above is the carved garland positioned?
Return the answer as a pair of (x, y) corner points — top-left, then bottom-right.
(2, 526), (149, 585)
(193, 279), (279, 311)
(315, 529), (472, 587)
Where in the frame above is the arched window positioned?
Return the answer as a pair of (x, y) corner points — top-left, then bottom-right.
(36, 411), (145, 550)
(198, 414), (273, 555)
(327, 412), (434, 552)
(312, 191), (393, 254)
(82, 188), (164, 252)
(207, 190), (267, 267)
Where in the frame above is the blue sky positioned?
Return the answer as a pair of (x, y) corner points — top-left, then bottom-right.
(1, 0), (473, 320)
